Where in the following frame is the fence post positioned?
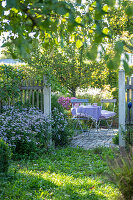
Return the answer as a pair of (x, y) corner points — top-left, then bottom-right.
(119, 69), (125, 147)
(43, 76), (51, 117)
(43, 76), (52, 146)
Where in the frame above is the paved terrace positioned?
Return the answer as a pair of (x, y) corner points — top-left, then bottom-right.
(70, 129), (118, 149)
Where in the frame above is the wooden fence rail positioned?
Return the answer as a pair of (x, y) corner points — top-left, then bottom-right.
(20, 79), (44, 112)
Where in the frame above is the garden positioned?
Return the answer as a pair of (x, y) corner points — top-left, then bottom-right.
(0, 63), (133, 200)
(0, 0), (133, 199)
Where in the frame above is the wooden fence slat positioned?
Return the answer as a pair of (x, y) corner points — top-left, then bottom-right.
(20, 89), (23, 107)
(41, 80), (43, 112)
(126, 77), (130, 123)
(37, 80), (39, 109)
(24, 80), (27, 106)
(131, 76), (133, 123)
(0, 77), (50, 114)
(32, 80), (35, 108)
(28, 80), (31, 107)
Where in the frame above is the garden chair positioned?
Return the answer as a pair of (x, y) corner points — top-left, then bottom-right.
(71, 99), (89, 133)
(98, 99), (117, 130)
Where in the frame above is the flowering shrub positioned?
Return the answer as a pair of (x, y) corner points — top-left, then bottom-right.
(0, 107), (51, 159)
(51, 107), (72, 146)
(58, 96), (77, 110)
(0, 104), (73, 159)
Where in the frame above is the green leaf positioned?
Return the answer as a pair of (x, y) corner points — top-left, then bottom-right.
(76, 0), (81, 4)
(114, 41), (124, 54)
(94, 33), (103, 44)
(76, 40), (83, 48)
(125, 5), (133, 17)
(107, 60), (114, 70)
(57, 6), (67, 15)
(67, 23), (75, 32)
(0, 4), (4, 16)
(102, 5), (109, 12)
(6, 0), (17, 8)
(106, 0), (115, 7)
(87, 44), (98, 60)
(75, 16), (82, 24)
(123, 60), (129, 73)
(102, 28), (109, 35)
(125, 53), (129, 61)
(107, 54), (120, 70)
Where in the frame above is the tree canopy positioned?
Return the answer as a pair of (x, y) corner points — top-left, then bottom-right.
(1, 0), (132, 64)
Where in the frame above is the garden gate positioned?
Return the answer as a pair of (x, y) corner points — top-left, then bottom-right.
(126, 75), (133, 124)
(0, 76), (51, 117)
(119, 69), (133, 147)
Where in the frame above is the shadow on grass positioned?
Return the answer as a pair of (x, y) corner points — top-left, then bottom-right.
(0, 172), (106, 200)
(0, 147), (119, 200)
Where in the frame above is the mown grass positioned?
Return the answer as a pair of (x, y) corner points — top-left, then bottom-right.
(0, 147), (121, 200)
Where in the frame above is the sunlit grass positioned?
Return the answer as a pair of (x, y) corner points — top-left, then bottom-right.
(0, 147), (121, 200)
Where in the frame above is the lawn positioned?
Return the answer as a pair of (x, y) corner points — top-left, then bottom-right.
(0, 146), (121, 200)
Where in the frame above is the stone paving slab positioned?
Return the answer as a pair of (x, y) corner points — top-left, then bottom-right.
(70, 129), (118, 149)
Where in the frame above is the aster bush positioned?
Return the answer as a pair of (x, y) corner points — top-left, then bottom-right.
(0, 104), (73, 159)
(0, 107), (51, 160)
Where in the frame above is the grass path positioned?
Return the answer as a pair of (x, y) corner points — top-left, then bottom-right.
(0, 147), (120, 200)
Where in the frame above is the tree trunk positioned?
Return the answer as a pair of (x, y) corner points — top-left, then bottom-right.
(71, 88), (76, 97)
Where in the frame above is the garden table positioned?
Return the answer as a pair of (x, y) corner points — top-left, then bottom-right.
(71, 105), (102, 130)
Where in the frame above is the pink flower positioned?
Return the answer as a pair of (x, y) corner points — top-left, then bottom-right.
(58, 96), (78, 110)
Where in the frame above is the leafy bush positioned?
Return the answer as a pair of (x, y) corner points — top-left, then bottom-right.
(0, 65), (23, 104)
(107, 148), (133, 200)
(112, 133), (119, 145)
(0, 107), (51, 160)
(51, 94), (64, 113)
(51, 107), (73, 146)
(0, 103), (73, 159)
(125, 126), (133, 147)
(51, 95), (74, 146)
(0, 139), (12, 174)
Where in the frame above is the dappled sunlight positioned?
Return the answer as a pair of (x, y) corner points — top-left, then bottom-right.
(1, 147), (121, 199)
(18, 168), (118, 199)
(19, 168), (97, 187)
(14, 147), (120, 200)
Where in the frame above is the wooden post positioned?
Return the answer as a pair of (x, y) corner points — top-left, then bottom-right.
(43, 76), (51, 117)
(119, 69), (125, 147)
(43, 76), (52, 146)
